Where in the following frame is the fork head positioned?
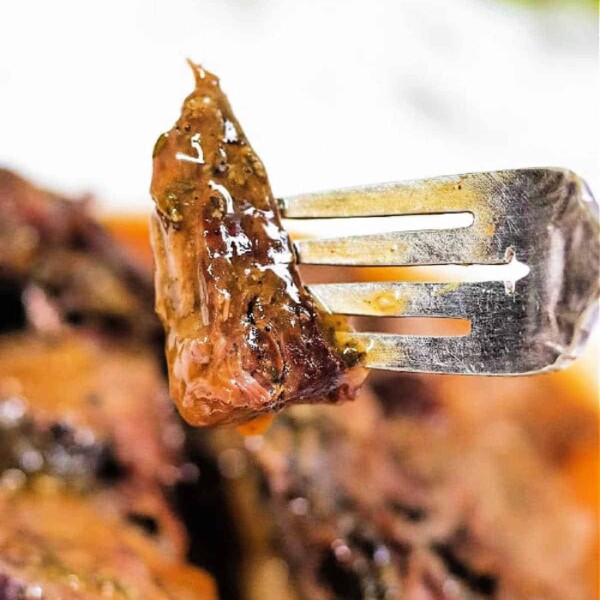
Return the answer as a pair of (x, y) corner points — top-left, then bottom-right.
(280, 169), (599, 375)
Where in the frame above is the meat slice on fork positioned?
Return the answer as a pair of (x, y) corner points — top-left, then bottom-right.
(150, 63), (367, 427)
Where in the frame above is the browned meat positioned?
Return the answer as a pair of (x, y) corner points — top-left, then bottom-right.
(0, 491), (216, 600)
(0, 331), (217, 599)
(0, 332), (189, 558)
(0, 332), (218, 599)
(0, 168), (157, 339)
(0, 169), (233, 599)
(150, 64), (367, 427)
(248, 375), (595, 600)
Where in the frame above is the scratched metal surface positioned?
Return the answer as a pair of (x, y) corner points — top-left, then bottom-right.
(282, 168), (600, 375)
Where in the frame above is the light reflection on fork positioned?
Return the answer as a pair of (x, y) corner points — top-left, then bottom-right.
(280, 169), (599, 375)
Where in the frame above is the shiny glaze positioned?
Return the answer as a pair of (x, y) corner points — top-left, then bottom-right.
(150, 63), (366, 426)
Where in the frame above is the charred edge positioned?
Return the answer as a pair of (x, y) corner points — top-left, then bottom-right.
(0, 417), (119, 487)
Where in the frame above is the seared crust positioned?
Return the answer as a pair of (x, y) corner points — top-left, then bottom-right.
(150, 64), (366, 427)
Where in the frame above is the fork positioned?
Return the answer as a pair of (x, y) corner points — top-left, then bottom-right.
(278, 168), (599, 376)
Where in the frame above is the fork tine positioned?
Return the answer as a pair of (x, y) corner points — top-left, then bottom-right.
(295, 228), (508, 266)
(307, 281), (495, 318)
(330, 265), (597, 375)
(286, 169), (525, 267)
(281, 171), (491, 219)
(329, 278), (538, 374)
(326, 281), (528, 374)
(336, 323), (580, 375)
(285, 168), (582, 267)
(336, 332), (476, 374)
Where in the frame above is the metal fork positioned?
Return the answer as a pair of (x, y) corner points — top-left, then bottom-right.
(279, 168), (599, 375)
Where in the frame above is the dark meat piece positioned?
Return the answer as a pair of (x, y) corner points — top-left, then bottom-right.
(250, 375), (595, 600)
(150, 64), (367, 427)
(0, 168), (157, 339)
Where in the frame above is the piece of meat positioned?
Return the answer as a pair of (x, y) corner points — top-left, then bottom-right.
(247, 375), (595, 600)
(0, 331), (218, 600)
(0, 168), (158, 339)
(0, 490), (216, 600)
(150, 63), (367, 427)
(0, 331), (188, 558)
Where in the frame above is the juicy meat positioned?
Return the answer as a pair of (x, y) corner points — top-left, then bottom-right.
(250, 375), (595, 600)
(150, 64), (366, 427)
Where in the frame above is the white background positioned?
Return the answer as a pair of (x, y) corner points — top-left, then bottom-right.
(0, 0), (597, 212)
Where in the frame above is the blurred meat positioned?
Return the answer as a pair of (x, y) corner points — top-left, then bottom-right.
(0, 168), (158, 339)
(0, 169), (217, 599)
(0, 332), (187, 553)
(0, 331), (217, 598)
(1, 162), (596, 600)
(249, 375), (595, 600)
(149, 64), (366, 427)
(0, 490), (216, 600)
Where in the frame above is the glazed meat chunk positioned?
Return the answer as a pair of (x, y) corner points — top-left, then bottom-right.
(150, 64), (366, 426)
